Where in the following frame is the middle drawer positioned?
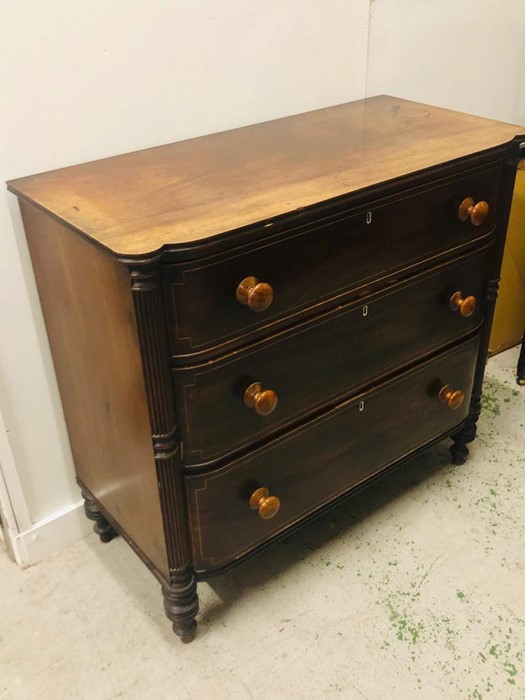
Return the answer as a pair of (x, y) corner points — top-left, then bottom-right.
(174, 247), (491, 466)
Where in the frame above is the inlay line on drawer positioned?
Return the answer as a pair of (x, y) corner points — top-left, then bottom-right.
(174, 247), (492, 467)
(185, 335), (480, 571)
(163, 163), (502, 359)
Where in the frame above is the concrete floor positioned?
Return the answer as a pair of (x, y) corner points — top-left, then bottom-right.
(1, 347), (524, 700)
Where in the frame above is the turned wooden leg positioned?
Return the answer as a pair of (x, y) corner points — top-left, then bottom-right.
(82, 491), (118, 543)
(517, 331), (525, 386)
(450, 394), (481, 465)
(162, 570), (199, 643)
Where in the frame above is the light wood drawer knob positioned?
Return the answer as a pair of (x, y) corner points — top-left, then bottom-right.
(249, 487), (281, 520)
(244, 382), (278, 416)
(458, 197), (489, 226)
(438, 384), (465, 410)
(236, 276), (274, 312)
(449, 291), (477, 317)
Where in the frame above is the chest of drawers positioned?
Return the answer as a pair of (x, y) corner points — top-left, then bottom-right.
(8, 96), (523, 642)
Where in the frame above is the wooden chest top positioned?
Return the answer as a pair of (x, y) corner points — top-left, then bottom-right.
(7, 95), (521, 256)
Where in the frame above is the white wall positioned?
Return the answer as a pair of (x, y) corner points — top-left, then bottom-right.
(0, 1), (370, 563)
(366, 0), (525, 124)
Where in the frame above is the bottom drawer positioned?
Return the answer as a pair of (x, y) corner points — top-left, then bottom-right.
(186, 336), (479, 572)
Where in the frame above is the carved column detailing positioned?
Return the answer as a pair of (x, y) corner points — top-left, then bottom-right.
(472, 278), (500, 382)
(130, 268), (158, 292)
(486, 277), (500, 304)
(127, 259), (193, 577)
(156, 451), (191, 573)
(153, 430), (179, 460)
(450, 145), (519, 466)
(450, 277), (499, 466)
(162, 570), (199, 643)
(129, 264), (176, 437)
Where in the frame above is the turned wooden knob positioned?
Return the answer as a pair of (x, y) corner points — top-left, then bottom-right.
(438, 384), (465, 410)
(236, 276), (274, 312)
(243, 382), (278, 416)
(249, 487), (281, 520)
(458, 197), (489, 226)
(449, 291), (477, 317)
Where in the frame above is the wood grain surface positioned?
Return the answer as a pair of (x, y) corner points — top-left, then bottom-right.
(20, 201), (169, 577)
(7, 95), (523, 256)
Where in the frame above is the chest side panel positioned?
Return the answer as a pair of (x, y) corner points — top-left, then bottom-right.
(20, 201), (169, 578)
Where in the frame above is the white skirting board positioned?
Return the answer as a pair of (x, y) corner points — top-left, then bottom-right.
(1, 409), (92, 567)
(8, 501), (92, 568)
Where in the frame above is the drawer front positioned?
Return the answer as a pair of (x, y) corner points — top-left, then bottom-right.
(164, 164), (501, 358)
(175, 248), (491, 465)
(186, 336), (479, 572)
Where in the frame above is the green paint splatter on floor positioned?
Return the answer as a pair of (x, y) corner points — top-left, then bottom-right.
(481, 388), (501, 416)
(504, 662), (517, 678)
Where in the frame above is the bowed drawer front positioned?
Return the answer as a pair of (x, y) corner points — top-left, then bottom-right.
(175, 247), (492, 466)
(163, 163), (501, 359)
(186, 337), (479, 572)
(8, 95), (522, 642)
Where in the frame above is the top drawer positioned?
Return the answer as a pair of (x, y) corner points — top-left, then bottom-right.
(163, 163), (502, 359)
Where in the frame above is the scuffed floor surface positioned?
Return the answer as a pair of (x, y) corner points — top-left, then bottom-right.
(1, 347), (524, 700)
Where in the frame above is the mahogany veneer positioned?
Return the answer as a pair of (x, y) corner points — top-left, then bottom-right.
(8, 95), (523, 642)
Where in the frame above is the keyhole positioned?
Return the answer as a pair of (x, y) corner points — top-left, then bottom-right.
(366, 211), (372, 224)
